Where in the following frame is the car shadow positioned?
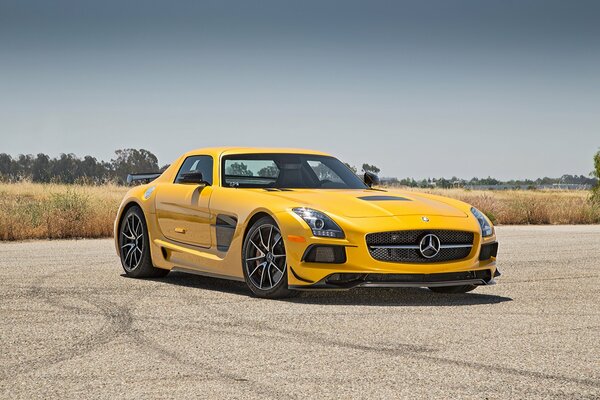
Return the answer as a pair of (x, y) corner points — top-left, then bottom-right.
(123, 271), (252, 297)
(284, 287), (512, 307)
(128, 272), (512, 307)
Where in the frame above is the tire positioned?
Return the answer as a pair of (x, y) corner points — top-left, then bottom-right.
(118, 206), (169, 278)
(428, 285), (477, 294)
(242, 216), (296, 299)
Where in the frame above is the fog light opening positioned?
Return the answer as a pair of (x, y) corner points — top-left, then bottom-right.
(302, 245), (346, 264)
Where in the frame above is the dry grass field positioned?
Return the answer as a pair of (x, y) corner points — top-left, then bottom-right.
(0, 182), (598, 240)
(0, 182), (126, 241)
(401, 188), (600, 225)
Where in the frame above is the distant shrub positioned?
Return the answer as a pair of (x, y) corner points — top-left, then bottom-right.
(592, 150), (600, 205)
(47, 189), (90, 238)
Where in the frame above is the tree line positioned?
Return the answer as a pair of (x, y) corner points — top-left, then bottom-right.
(1, 149), (598, 189)
(0, 149), (164, 184)
(344, 163), (598, 189)
(381, 174), (598, 189)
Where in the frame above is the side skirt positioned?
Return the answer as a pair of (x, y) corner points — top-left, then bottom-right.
(171, 266), (245, 282)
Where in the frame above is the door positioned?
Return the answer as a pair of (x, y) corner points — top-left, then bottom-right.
(155, 155), (214, 247)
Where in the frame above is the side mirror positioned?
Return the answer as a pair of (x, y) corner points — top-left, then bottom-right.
(364, 172), (380, 188)
(179, 171), (210, 185)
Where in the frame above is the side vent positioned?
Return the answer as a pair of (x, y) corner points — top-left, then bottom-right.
(216, 215), (238, 252)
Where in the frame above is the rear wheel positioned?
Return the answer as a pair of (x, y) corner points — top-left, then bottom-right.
(119, 206), (169, 278)
(242, 216), (295, 299)
(428, 285), (477, 294)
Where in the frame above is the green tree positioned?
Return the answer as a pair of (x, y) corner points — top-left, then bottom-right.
(592, 149), (600, 204)
(32, 153), (52, 183)
(361, 163), (380, 174)
(111, 149), (159, 183)
(0, 153), (14, 181)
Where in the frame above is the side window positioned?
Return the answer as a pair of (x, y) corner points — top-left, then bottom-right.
(175, 156), (213, 184)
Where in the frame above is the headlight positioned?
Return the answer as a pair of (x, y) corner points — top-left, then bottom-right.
(471, 207), (493, 237)
(292, 208), (345, 238)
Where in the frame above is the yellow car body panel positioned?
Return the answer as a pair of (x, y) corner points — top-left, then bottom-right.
(114, 147), (498, 289)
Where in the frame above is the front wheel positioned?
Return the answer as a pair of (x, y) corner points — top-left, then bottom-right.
(119, 206), (169, 278)
(428, 285), (477, 294)
(242, 216), (296, 299)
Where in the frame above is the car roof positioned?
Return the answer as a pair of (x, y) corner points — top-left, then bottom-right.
(183, 147), (332, 158)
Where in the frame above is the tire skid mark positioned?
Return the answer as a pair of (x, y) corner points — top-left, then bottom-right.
(259, 323), (600, 389)
(152, 317), (600, 389)
(423, 324), (600, 358)
(0, 288), (132, 380)
(130, 330), (299, 400)
(148, 317), (435, 355)
(12, 280), (303, 400)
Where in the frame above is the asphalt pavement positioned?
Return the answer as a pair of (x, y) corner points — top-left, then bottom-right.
(1, 226), (599, 399)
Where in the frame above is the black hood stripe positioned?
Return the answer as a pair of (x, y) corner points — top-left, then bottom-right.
(358, 195), (412, 201)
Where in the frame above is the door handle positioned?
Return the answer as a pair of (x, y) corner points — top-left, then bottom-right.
(174, 227), (186, 234)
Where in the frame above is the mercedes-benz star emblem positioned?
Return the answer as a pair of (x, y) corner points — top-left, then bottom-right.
(422, 216), (429, 222)
(419, 234), (441, 258)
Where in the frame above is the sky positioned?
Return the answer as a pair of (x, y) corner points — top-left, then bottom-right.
(1, 0), (599, 180)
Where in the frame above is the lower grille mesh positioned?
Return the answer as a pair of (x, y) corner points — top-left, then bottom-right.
(366, 230), (474, 263)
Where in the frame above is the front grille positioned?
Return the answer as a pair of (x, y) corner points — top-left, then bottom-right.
(366, 230), (475, 263)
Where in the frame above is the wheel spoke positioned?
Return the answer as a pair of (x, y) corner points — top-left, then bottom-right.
(128, 215), (135, 234)
(123, 232), (135, 240)
(249, 261), (266, 277)
(259, 264), (266, 288)
(270, 261), (283, 274)
(272, 254), (285, 258)
(246, 254), (265, 261)
(125, 246), (135, 265)
(122, 219), (135, 240)
(121, 243), (135, 249)
(249, 240), (264, 255)
(266, 264), (273, 287)
(267, 226), (273, 251)
(258, 227), (267, 250)
(134, 217), (142, 237)
(272, 234), (282, 249)
(131, 250), (138, 267)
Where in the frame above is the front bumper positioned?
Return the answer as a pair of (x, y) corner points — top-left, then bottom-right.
(276, 211), (499, 289)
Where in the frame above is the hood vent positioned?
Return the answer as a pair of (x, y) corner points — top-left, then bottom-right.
(358, 195), (411, 201)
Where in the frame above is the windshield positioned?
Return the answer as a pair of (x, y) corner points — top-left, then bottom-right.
(221, 154), (367, 189)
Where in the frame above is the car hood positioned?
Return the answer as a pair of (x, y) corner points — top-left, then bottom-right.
(264, 189), (468, 218)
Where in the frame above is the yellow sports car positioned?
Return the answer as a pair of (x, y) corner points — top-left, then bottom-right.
(115, 147), (499, 298)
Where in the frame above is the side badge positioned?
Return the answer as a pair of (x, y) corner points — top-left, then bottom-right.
(144, 186), (156, 200)
(421, 216), (430, 222)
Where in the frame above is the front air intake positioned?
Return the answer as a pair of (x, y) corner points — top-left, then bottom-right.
(479, 242), (499, 260)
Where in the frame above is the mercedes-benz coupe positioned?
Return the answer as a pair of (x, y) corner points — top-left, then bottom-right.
(115, 147), (499, 298)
